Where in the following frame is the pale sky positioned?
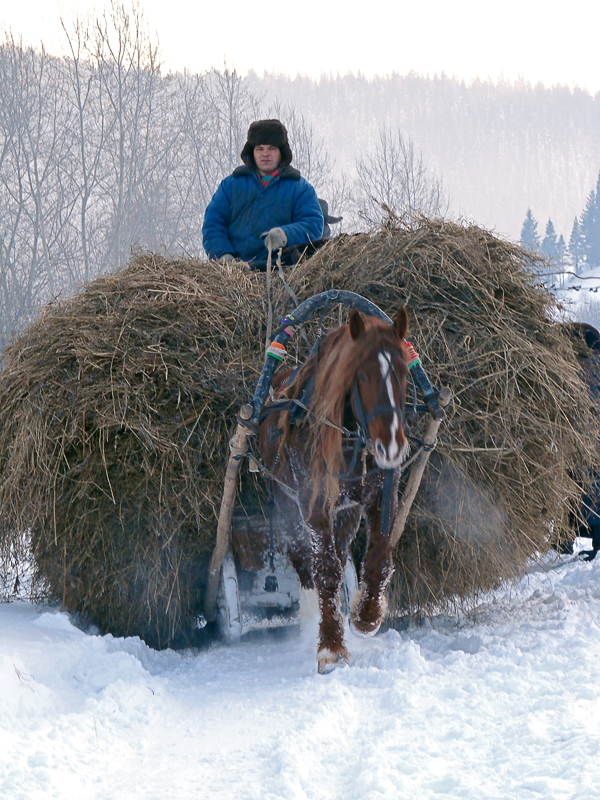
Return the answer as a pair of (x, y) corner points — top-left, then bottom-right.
(2, 0), (599, 93)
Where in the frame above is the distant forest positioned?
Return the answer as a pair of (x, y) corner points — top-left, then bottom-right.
(250, 71), (600, 243)
(1, 2), (600, 343)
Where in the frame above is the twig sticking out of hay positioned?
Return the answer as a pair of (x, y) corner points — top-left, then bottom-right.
(280, 217), (600, 615)
(0, 254), (268, 647)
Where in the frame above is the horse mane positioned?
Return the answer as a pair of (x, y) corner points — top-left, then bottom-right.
(277, 315), (406, 510)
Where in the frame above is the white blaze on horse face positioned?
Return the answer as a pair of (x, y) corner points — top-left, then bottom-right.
(373, 350), (408, 468)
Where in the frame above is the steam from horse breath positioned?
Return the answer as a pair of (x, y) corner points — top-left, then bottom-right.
(413, 453), (514, 567)
(275, 453), (507, 550)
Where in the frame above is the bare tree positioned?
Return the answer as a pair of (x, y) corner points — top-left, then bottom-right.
(61, 12), (109, 282)
(354, 126), (450, 226)
(203, 65), (263, 180)
(178, 72), (220, 213)
(88, 0), (162, 271)
(133, 73), (192, 253)
(0, 35), (79, 343)
(267, 100), (332, 191)
(0, 36), (25, 342)
(319, 171), (353, 233)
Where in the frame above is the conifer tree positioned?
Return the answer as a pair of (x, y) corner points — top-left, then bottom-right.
(520, 208), (540, 251)
(556, 234), (567, 286)
(580, 171), (600, 268)
(557, 234), (566, 262)
(569, 217), (582, 270)
(541, 219), (558, 261)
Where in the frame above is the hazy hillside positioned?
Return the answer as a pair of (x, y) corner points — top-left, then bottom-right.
(250, 71), (600, 241)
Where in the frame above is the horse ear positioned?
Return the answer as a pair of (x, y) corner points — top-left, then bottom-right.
(394, 307), (408, 340)
(349, 309), (365, 340)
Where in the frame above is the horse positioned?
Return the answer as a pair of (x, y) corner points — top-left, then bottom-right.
(258, 307), (411, 673)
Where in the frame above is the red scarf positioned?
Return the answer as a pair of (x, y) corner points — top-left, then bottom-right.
(258, 169), (280, 189)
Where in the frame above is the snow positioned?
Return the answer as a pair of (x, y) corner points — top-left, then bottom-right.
(552, 264), (600, 322)
(2, 549), (600, 800)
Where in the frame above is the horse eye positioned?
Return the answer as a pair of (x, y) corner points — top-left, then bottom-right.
(358, 372), (367, 382)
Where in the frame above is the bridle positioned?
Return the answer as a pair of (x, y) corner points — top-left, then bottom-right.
(258, 339), (410, 537)
(344, 346), (408, 537)
(261, 344), (408, 472)
(350, 348), (407, 445)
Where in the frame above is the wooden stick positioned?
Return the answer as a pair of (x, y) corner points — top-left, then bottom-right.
(390, 386), (452, 549)
(204, 403), (253, 622)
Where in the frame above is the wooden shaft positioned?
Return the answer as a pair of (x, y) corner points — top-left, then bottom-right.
(390, 386), (452, 549)
(204, 404), (253, 622)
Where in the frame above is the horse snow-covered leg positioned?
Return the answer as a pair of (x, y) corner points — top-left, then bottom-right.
(315, 587), (350, 673)
(309, 521), (350, 673)
(317, 645), (350, 674)
(350, 589), (387, 637)
(350, 509), (394, 637)
(300, 584), (349, 673)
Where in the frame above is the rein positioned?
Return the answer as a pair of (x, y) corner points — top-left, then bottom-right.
(261, 395), (358, 439)
(264, 242), (275, 351)
(264, 240), (302, 351)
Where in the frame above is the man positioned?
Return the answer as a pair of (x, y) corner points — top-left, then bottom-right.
(202, 120), (324, 270)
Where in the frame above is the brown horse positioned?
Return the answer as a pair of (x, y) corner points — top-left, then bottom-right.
(259, 308), (410, 673)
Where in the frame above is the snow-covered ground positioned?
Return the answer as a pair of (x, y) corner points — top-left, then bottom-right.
(552, 263), (600, 326)
(2, 547), (600, 800)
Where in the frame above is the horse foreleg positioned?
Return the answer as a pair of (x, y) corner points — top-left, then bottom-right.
(351, 502), (395, 637)
(308, 515), (349, 673)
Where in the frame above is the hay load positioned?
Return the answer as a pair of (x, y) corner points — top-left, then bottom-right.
(0, 218), (597, 646)
(0, 257), (268, 647)
(282, 218), (600, 614)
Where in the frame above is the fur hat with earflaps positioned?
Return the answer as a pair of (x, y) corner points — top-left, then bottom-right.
(240, 120), (293, 169)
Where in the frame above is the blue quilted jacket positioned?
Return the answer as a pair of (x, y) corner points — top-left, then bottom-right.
(202, 166), (324, 265)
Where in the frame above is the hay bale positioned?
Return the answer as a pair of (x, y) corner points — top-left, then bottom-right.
(0, 218), (597, 644)
(0, 254), (268, 647)
(281, 217), (600, 616)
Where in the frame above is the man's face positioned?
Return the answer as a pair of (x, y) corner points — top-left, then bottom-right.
(254, 144), (281, 175)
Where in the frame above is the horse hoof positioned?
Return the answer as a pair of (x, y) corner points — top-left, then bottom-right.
(317, 648), (350, 674)
(349, 616), (382, 638)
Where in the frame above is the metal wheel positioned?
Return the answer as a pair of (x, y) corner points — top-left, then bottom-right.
(340, 555), (359, 618)
(216, 550), (242, 643)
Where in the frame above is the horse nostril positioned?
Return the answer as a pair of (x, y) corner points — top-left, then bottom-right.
(375, 440), (386, 460)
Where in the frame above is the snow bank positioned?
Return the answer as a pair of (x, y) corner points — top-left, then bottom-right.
(2, 552), (600, 799)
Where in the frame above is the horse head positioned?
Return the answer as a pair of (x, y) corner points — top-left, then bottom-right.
(348, 308), (410, 469)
